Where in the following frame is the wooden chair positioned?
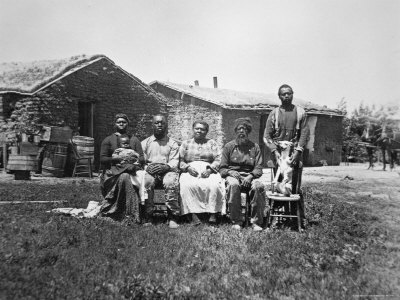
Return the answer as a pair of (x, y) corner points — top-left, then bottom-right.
(266, 192), (302, 232)
(70, 139), (93, 178)
(266, 161), (304, 232)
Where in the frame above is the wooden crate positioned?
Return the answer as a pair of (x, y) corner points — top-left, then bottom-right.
(41, 126), (73, 143)
(7, 154), (38, 171)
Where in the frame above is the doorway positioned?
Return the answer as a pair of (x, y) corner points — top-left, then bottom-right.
(78, 102), (94, 137)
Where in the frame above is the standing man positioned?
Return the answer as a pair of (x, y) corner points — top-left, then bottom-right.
(361, 121), (376, 169)
(141, 114), (180, 229)
(263, 84), (309, 226)
(219, 118), (265, 231)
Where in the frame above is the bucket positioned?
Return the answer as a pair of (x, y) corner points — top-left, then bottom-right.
(7, 154), (38, 171)
(72, 136), (94, 159)
(42, 143), (68, 177)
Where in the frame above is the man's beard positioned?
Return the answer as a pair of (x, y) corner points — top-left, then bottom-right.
(281, 99), (292, 107)
(154, 129), (166, 139)
(236, 136), (249, 145)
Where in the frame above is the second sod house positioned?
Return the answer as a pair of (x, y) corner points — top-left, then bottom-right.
(0, 54), (168, 169)
(150, 80), (344, 166)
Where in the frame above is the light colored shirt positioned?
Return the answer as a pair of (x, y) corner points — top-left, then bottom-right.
(141, 135), (179, 169)
(179, 138), (221, 172)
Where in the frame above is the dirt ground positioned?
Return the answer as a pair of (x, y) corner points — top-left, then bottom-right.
(304, 163), (400, 289)
(1, 162), (399, 198)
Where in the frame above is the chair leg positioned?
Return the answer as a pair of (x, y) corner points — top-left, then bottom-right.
(246, 192), (251, 226)
(242, 192), (249, 227)
(296, 201), (302, 232)
(72, 161), (77, 177)
(268, 199), (275, 227)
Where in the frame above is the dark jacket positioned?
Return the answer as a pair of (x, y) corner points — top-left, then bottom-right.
(100, 133), (144, 171)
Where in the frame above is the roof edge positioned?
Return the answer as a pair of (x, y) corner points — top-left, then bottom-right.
(149, 81), (227, 108)
(150, 81), (344, 116)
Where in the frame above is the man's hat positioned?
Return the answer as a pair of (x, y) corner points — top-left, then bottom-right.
(234, 117), (252, 133)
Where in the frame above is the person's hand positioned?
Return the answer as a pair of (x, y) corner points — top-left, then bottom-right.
(290, 150), (301, 167)
(242, 174), (253, 189)
(187, 166), (199, 177)
(147, 163), (170, 175)
(227, 170), (241, 181)
(201, 168), (213, 178)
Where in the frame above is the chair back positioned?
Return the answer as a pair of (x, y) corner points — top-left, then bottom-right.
(70, 139), (82, 159)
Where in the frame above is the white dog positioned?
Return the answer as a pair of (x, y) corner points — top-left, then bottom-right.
(273, 141), (294, 196)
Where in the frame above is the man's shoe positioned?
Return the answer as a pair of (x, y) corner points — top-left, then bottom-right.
(252, 224), (263, 232)
(232, 224), (241, 230)
(169, 220), (179, 229)
(208, 213), (217, 224)
(143, 222), (153, 227)
(191, 213), (202, 226)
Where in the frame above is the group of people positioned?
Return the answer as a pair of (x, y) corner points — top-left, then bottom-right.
(98, 84), (309, 231)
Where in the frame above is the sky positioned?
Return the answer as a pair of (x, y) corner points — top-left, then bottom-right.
(1, 0), (399, 112)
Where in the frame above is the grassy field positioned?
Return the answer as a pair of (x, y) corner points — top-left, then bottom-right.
(0, 178), (398, 299)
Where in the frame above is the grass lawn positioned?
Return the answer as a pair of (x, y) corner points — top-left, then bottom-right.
(0, 178), (398, 299)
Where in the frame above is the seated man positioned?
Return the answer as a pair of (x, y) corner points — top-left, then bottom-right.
(141, 115), (180, 229)
(219, 117), (265, 231)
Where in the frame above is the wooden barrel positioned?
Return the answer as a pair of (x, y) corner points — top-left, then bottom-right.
(72, 136), (94, 159)
(42, 143), (68, 177)
(7, 154), (38, 171)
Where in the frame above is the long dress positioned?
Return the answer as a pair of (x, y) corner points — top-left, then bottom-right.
(179, 138), (225, 215)
(99, 133), (144, 221)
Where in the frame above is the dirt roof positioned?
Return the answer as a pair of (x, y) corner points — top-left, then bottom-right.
(0, 54), (107, 94)
(0, 54), (168, 105)
(151, 81), (342, 115)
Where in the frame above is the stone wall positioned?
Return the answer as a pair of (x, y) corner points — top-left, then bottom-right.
(151, 83), (225, 147)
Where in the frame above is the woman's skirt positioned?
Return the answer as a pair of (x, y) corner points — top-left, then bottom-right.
(179, 161), (225, 215)
(100, 171), (143, 222)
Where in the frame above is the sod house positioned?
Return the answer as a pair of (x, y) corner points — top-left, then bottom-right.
(0, 54), (168, 169)
(150, 81), (344, 166)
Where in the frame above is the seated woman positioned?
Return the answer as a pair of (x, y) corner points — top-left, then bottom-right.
(99, 113), (145, 222)
(179, 121), (225, 225)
